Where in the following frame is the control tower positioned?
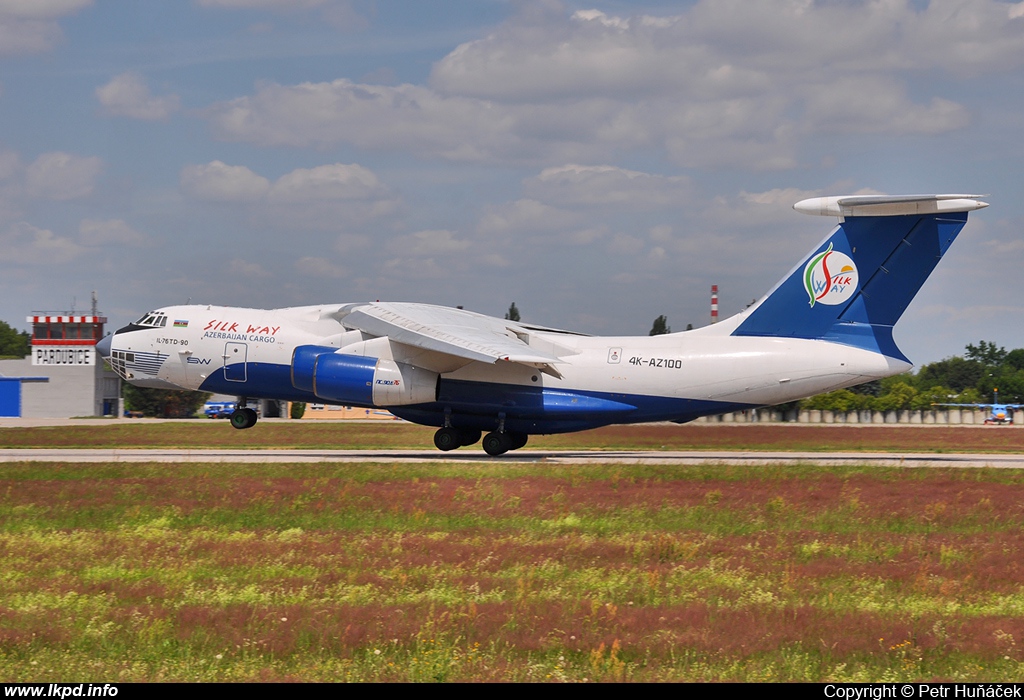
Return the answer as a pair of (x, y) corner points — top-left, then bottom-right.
(0, 295), (121, 418)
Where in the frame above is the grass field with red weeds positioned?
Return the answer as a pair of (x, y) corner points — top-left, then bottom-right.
(2, 420), (1024, 452)
(2, 460), (1024, 681)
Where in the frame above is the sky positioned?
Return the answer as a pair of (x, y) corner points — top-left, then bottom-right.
(1, 0), (1024, 366)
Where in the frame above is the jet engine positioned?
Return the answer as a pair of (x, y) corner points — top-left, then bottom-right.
(291, 345), (438, 406)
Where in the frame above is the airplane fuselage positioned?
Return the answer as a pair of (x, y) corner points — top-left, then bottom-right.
(107, 303), (908, 435)
(102, 193), (988, 454)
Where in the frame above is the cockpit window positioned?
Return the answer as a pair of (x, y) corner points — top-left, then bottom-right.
(134, 311), (168, 328)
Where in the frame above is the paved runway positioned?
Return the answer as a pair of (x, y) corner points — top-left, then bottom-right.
(1, 448), (1023, 468)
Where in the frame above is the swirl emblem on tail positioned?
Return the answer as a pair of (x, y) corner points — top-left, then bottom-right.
(803, 243), (858, 307)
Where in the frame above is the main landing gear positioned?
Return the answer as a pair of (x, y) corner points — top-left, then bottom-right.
(433, 426), (528, 456)
(433, 426), (482, 451)
(229, 400), (258, 430)
(481, 431), (528, 456)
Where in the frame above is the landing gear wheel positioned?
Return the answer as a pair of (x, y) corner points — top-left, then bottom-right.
(458, 428), (482, 446)
(508, 432), (528, 450)
(482, 431), (512, 456)
(433, 427), (462, 451)
(230, 408), (258, 430)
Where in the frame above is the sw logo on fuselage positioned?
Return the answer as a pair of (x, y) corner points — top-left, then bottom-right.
(803, 243), (858, 307)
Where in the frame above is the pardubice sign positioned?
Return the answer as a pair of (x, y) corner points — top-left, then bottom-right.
(32, 346), (95, 366)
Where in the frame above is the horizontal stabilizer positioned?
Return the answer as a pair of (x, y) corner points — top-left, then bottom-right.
(794, 194), (988, 218)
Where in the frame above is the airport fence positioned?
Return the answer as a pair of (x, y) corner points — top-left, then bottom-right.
(696, 408), (1018, 425)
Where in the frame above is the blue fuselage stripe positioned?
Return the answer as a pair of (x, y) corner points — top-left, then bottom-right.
(199, 362), (754, 434)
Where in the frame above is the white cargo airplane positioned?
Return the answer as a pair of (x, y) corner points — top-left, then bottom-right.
(98, 194), (987, 455)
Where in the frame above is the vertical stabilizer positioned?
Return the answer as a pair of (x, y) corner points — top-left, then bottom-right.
(732, 195), (987, 361)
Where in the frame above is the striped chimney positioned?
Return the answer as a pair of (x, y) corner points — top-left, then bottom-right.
(711, 285), (718, 324)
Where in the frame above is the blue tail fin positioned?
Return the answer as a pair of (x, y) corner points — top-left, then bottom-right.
(732, 195), (988, 361)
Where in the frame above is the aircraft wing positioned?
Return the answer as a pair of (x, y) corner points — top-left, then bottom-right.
(332, 302), (571, 375)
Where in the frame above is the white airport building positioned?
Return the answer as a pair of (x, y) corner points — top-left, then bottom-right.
(0, 312), (121, 418)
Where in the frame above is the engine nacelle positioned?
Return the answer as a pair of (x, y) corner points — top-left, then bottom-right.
(291, 345), (438, 406)
(291, 345), (338, 394)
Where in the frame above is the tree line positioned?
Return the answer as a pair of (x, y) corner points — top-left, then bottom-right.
(0, 320), (29, 359)
(801, 341), (1024, 412)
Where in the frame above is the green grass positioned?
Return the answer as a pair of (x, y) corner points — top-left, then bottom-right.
(3, 420), (1024, 452)
(1, 461), (1024, 681)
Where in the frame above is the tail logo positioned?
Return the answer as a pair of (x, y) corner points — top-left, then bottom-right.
(803, 243), (858, 307)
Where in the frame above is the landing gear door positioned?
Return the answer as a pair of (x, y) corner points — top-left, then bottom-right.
(224, 342), (247, 382)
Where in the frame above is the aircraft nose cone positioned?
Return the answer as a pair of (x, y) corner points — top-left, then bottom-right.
(96, 334), (113, 359)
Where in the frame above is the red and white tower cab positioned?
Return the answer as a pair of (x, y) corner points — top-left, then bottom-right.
(28, 312), (107, 368)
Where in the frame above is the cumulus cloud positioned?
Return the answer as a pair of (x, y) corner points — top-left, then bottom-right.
(268, 163), (387, 202)
(0, 0), (92, 19)
(226, 258), (269, 277)
(523, 165), (693, 208)
(801, 76), (969, 134)
(206, 80), (514, 156)
(386, 229), (470, 257)
(0, 150), (19, 180)
(24, 152), (102, 200)
(700, 186), (835, 231)
(477, 198), (578, 237)
(206, 78), (659, 164)
(294, 256), (347, 278)
(333, 233), (370, 253)
(470, 163), (701, 266)
(0, 20), (59, 54)
(203, 1), (1024, 169)
(378, 256), (451, 281)
(433, 2), (1024, 97)
(78, 219), (150, 247)
(181, 160), (391, 205)
(0, 0), (92, 55)
(0, 221), (83, 264)
(180, 160), (399, 230)
(374, 229), (509, 288)
(607, 232), (645, 256)
(180, 161), (270, 202)
(95, 72), (180, 120)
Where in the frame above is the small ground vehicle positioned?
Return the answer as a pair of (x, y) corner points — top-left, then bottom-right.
(203, 401), (236, 419)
